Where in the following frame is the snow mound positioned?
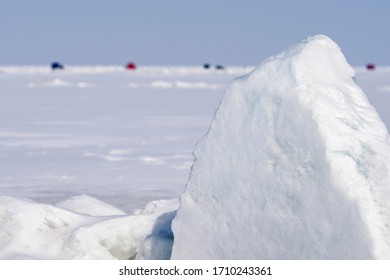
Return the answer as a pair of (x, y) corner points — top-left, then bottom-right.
(55, 195), (127, 216)
(0, 196), (178, 259)
(28, 77), (72, 87)
(171, 35), (390, 259)
(149, 80), (224, 89)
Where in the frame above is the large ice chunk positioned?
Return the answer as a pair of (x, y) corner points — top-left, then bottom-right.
(0, 196), (178, 259)
(171, 35), (390, 259)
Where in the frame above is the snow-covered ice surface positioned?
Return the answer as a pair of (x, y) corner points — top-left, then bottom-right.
(172, 35), (390, 259)
(1, 36), (390, 259)
(0, 65), (248, 213)
(0, 64), (246, 259)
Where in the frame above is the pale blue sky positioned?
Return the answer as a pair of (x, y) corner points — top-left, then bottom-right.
(0, 0), (389, 66)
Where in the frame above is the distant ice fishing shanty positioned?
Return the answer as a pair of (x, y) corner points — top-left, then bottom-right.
(51, 62), (64, 70)
(126, 62), (137, 70)
(203, 63), (225, 70)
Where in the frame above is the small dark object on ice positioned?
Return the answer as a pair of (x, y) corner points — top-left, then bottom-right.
(203, 63), (211, 69)
(215, 64), (225, 70)
(366, 63), (375, 70)
(126, 62), (137, 70)
(51, 62), (64, 70)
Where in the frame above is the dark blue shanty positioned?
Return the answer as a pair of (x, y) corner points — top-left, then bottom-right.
(51, 62), (64, 70)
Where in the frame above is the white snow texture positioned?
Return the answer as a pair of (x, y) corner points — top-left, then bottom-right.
(0, 196), (178, 259)
(171, 35), (390, 259)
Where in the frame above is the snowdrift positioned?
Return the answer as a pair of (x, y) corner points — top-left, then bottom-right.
(0, 196), (178, 259)
(171, 35), (390, 259)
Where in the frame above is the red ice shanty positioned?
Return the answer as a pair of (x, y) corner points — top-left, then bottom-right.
(126, 62), (137, 70)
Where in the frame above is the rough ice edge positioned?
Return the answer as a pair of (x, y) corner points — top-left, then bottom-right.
(0, 196), (178, 260)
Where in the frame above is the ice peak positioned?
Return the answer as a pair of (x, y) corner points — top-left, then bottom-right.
(171, 35), (390, 259)
(304, 34), (340, 49)
(252, 34), (355, 92)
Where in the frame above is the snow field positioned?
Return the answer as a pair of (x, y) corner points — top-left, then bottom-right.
(0, 65), (243, 212)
